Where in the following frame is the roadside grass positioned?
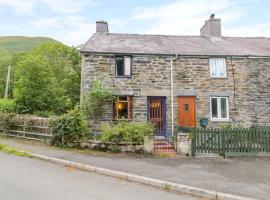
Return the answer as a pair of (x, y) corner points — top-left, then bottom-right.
(0, 143), (33, 158)
(0, 135), (170, 159)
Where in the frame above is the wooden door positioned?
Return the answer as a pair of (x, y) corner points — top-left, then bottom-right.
(147, 97), (166, 136)
(178, 96), (196, 128)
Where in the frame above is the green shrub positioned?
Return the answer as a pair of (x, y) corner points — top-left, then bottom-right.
(0, 112), (15, 134)
(50, 108), (89, 147)
(82, 79), (115, 121)
(100, 122), (154, 145)
(220, 123), (243, 129)
(0, 99), (16, 113)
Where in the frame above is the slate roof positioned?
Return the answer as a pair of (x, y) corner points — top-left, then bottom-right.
(81, 33), (270, 56)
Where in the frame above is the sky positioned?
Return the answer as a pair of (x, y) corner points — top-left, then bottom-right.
(0, 0), (270, 46)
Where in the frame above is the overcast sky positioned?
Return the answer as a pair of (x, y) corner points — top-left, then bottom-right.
(1, 0), (270, 46)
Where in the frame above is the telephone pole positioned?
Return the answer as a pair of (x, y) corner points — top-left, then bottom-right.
(4, 65), (11, 98)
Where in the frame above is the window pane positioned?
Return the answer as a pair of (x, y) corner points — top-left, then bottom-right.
(210, 58), (226, 77)
(221, 98), (228, 118)
(117, 102), (128, 119)
(124, 57), (131, 76)
(210, 58), (217, 77)
(211, 98), (218, 118)
(116, 57), (124, 76)
(217, 59), (226, 77)
(185, 104), (189, 112)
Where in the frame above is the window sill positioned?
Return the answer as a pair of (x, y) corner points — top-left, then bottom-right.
(115, 76), (132, 79)
(210, 118), (230, 122)
(210, 76), (227, 79)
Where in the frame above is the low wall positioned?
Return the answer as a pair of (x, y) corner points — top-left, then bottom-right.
(81, 140), (144, 153)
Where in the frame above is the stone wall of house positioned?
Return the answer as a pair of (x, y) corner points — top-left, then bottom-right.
(247, 58), (270, 125)
(81, 53), (270, 134)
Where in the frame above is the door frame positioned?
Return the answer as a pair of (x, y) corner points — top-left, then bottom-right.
(177, 96), (197, 128)
(147, 96), (166, 136)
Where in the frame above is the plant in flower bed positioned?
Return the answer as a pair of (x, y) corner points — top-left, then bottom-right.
(50, 108), (90, 147)
(100, 121), (154, 145)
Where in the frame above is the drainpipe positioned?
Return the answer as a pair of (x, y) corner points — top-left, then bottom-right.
(170, 55), (178, 138)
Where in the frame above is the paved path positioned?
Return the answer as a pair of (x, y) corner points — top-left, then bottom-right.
(0, 152), (197, 200)
(1, 137), (270, 199)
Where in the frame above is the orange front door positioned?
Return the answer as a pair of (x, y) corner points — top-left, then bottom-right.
(178, 96), (196, 128)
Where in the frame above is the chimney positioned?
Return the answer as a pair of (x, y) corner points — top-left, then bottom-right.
(200, 14), (221, 38)
(96, 21), (109, 35)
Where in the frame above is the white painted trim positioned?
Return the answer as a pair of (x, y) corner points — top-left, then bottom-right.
(210, 97), (229, 121)
(209, 58), (227, 78)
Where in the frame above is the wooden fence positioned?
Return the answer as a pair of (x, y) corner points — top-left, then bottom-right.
(191, 127), (270, 157)
(0, 115), (52, 141)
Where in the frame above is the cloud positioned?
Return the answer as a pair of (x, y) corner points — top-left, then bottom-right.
(0, 0), (98, 45)
(0, 0), (36, 14)
(130, 0), (263, 36)
(38, 0), (94, 14)
(0, 0), (95, 15)
(224, 23), (270, 37)
(31, 15), (96, 45)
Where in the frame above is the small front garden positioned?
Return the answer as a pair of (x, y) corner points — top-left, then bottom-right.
(0, 76), (154, 153)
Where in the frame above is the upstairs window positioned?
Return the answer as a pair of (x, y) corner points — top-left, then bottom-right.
(113, 96), (133, 120)
(209, 58), (226, 78)
(210, 97), (229, 121)
(115, 56), (131, 77)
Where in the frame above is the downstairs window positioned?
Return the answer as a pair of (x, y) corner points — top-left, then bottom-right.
(113, 96), (133, 120)
(210, 97), (229, 121)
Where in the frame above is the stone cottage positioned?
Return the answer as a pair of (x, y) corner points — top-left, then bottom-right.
(80, 15), (270, 137)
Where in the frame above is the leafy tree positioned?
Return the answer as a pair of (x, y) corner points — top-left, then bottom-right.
(31, 43), (81, 106)
(13, 54), (55, 113)
(12, 43), (81, 115)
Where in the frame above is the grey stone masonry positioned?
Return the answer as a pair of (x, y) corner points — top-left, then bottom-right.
(81, 52), (270, 135)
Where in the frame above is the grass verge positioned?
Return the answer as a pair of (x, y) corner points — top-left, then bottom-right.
(0, 143), (33, 158)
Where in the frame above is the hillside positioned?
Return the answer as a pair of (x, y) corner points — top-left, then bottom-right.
(0, 36), (59, 55)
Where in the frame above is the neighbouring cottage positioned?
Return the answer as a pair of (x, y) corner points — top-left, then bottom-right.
(80, 15), (270, 137)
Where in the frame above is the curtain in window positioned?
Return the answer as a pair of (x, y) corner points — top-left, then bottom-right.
(220, 98), (227, 118)
(124, 57), (131, 76)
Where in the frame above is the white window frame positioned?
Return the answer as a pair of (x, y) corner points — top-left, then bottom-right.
(209, 58), (227, 78)
(210, 97), (229, 121)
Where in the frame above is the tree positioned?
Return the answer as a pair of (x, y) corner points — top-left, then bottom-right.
(13, 43), (81, 115)
(13, 54), (55, 114)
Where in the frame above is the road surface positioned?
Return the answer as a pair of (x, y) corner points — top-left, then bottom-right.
(0, 152), (197, 200)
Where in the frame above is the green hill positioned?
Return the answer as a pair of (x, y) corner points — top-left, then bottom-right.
(0, 36), (59, 55)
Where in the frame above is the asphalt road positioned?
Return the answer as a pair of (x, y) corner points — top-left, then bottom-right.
(0, 152), (197, 200)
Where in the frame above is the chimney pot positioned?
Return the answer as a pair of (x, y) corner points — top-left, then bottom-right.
(96, 21), (109, 35)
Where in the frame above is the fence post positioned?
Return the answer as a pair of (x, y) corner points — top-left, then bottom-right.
(221, 129), (225, 156)
(191, 129), (196, 157)
(23, 119), (26, 138)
